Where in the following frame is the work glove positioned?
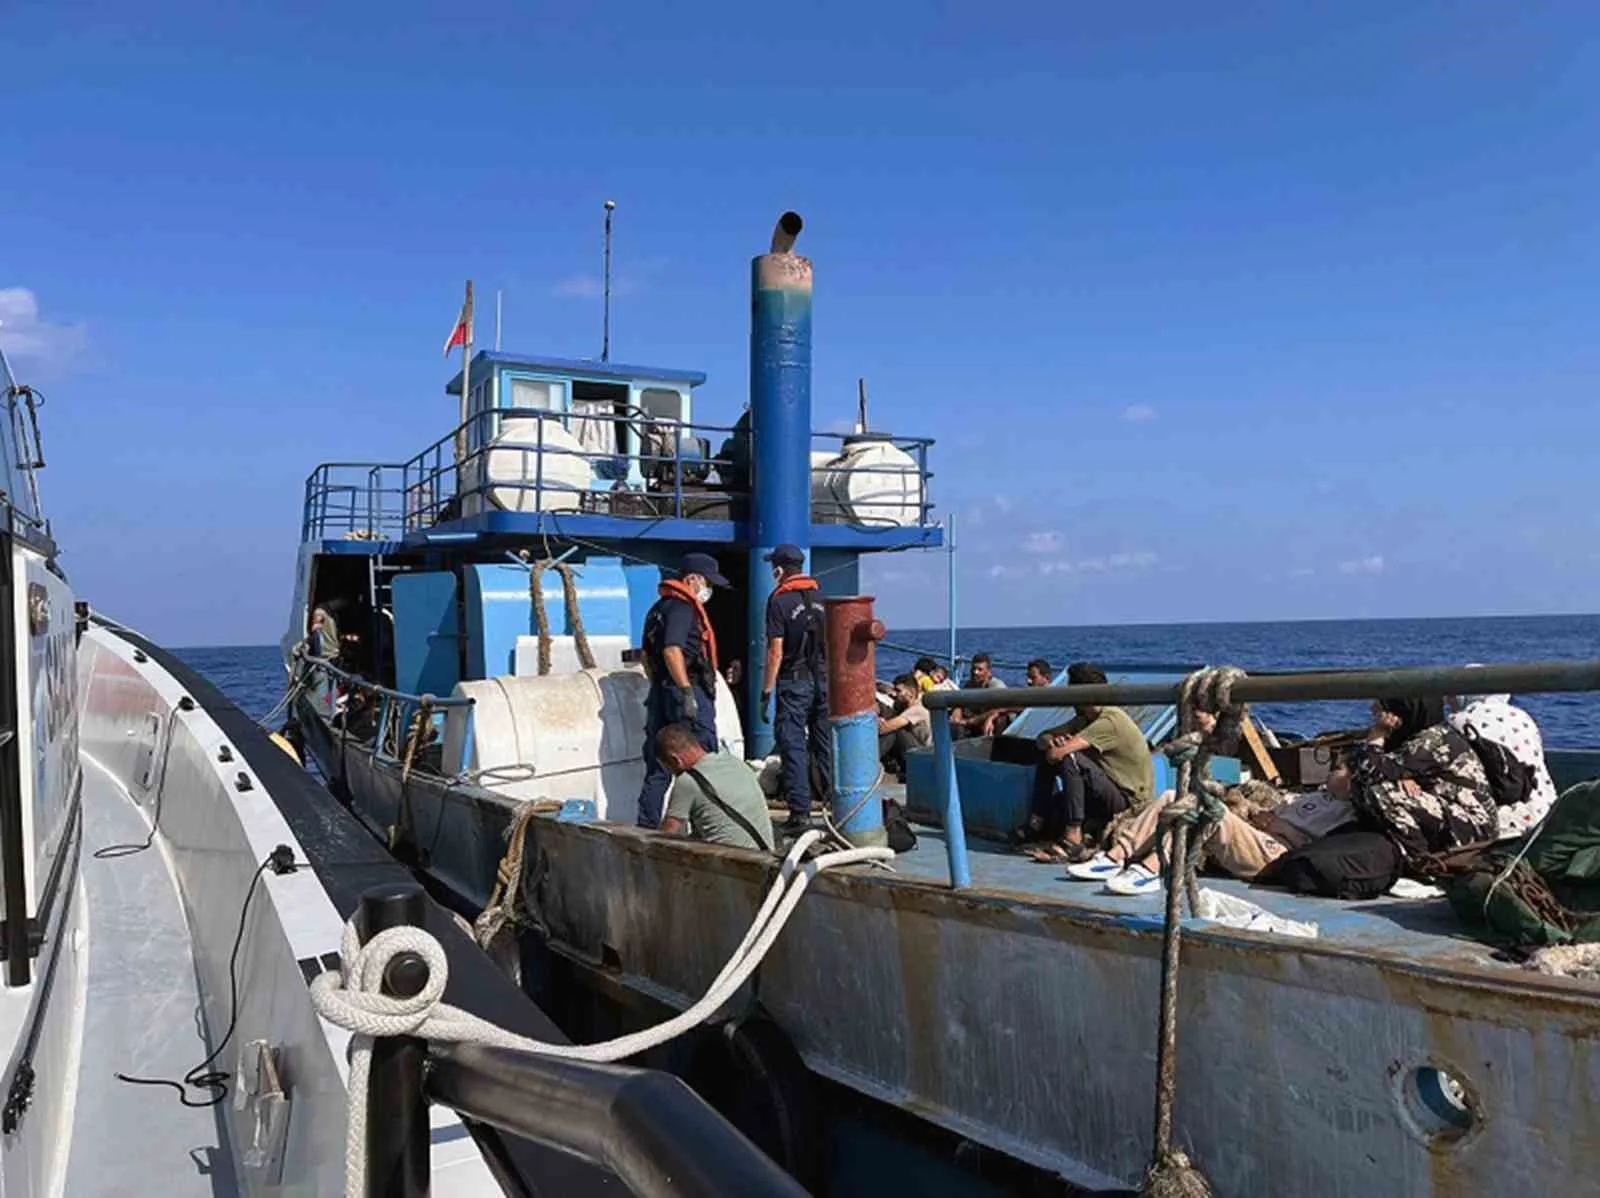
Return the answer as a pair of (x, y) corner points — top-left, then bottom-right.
(760, 690), (772, 724)
(676, 686), (697, 722)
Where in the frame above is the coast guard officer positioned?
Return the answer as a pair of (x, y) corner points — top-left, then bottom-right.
(759, 544), (832, 835)
(637, 552), (727, 829)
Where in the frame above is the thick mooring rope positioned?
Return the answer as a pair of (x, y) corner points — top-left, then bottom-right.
(558, 561), (597, 670)
(1141, 666), (1246, 1198)
(529, 559), (597, 675)
(311, 830), (892, 1198)
(471, 800), (553, 959)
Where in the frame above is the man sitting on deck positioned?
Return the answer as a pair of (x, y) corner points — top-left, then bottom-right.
(878, 674), (932, 781)
(1010, 662), (1154, 864)
(656, 723), (775, 851)
(949, 652), (1007, 738)
(962, 655), (1053, 739)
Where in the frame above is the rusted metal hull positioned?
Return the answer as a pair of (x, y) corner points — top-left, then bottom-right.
(519, 820), (1600, 1196)
(301, 705), (1600, 1196)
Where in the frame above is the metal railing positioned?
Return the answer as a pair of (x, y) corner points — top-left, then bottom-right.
(301, 463), (409, 541)
(920, 659), (1600, 891)
(301, 405), (937, 539)
(297, 652), (475, 776)
(357, 884), (807, 1198)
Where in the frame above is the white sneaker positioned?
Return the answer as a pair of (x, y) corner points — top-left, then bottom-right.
(1102, 864), (1162, 896)
(1065, 852), (1123, 881)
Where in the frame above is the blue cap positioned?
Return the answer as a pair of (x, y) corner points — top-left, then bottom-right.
(678, 552), (729, 588)
(764, 544), (805, 567)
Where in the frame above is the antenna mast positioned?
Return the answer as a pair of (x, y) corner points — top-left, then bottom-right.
(602, 199), (616, 362)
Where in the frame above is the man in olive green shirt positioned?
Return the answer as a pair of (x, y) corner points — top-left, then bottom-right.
(1010, 662), (1154, 862)
(657, 723), (775, 851)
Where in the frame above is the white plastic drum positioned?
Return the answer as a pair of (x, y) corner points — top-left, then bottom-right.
(441, 666), (746, 824)
(812, 437), (924, 527)
(459, 416), (591, 515)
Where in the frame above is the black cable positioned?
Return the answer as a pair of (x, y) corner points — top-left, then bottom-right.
(94, 699), (188, 859)
(114, 846), (297, 1107)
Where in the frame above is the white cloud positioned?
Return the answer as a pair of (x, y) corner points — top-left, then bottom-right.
(1122, 404), (1157, 424)
(1032, 550), (1157, 578)
(550, 254), (669, 301)
(1021, 530), (1063, 555)
(552, 275), (644, 300)
(991, 494), (1013, 515)
(0, 288), (87, 370)
(1292, 567), (1315, 578)
(1108, 551), (1158, 569)
(1338, 555), (1385, 576)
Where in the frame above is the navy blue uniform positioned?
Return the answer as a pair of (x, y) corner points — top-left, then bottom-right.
(637, 594), (718, 828)
(767, 587), (832, 817)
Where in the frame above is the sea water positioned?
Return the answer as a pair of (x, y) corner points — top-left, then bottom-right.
(177, 613), (1600, 747)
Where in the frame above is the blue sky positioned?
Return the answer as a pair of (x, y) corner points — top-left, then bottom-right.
(4, 1), (1596, 644)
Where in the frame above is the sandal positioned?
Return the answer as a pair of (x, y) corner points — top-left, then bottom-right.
(1007, 820), (1043, 848)
(1023, 844), (1073, 863)
(1025, 841), (1097, 865)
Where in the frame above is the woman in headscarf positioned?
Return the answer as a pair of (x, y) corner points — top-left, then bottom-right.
(1339, 696), (1497, 862)
(1448, 685), (1558, 839)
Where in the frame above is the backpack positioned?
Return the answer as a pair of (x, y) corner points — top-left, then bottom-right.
(1461, 723), (1535, 808)
(883, 801), (919, 853)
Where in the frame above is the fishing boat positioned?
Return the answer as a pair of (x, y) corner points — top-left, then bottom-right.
(0, 346), (796, 1197)
(282, 212), (1600, 1196)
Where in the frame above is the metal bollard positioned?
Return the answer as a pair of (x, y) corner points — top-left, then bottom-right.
(358, 883), (432, 1198)
(824, 596), (888, 848)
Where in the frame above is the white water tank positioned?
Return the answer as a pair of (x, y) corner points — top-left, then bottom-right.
(811, 437), (924, 527)
(440, 666), (746, 824)
(459, 416), (591, 515)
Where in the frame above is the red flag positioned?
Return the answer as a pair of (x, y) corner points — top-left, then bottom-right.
(443, 281), (474, 355)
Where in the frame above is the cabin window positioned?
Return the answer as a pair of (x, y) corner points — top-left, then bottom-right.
(489, 375), (567, 453)
(509, 378), (560, 411)
(638, 387), (685, 423)
(465, 381), (494, 452)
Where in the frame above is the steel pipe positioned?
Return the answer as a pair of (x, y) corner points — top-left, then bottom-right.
(923, 659), (1600, 714)
(930, 708), (970, 888)
(746, 210), (813, 755)
(425, 1042), (807, 1198)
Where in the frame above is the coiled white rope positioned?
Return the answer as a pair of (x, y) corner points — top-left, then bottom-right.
(310, 829), (892, 1197)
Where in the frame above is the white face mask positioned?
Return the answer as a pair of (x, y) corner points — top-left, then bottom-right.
(772, 568), (784, 584)
(696, 585), (713, 604)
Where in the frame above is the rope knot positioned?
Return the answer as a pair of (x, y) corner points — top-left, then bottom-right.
(310, 924), (450, 1040)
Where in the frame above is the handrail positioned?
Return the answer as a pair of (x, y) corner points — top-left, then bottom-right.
(923, 657), (1600, 891)
(297, 652), (475, 709)
(353, 885), (807, 1198)
(301, 402), (940, 538)
(923, 659), (1600, 713)
(425, 1042), (808, 1198)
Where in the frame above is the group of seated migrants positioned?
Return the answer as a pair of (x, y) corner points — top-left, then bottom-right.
(1009, 662), (1557, 901)
(873, 653), (1055, 779)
